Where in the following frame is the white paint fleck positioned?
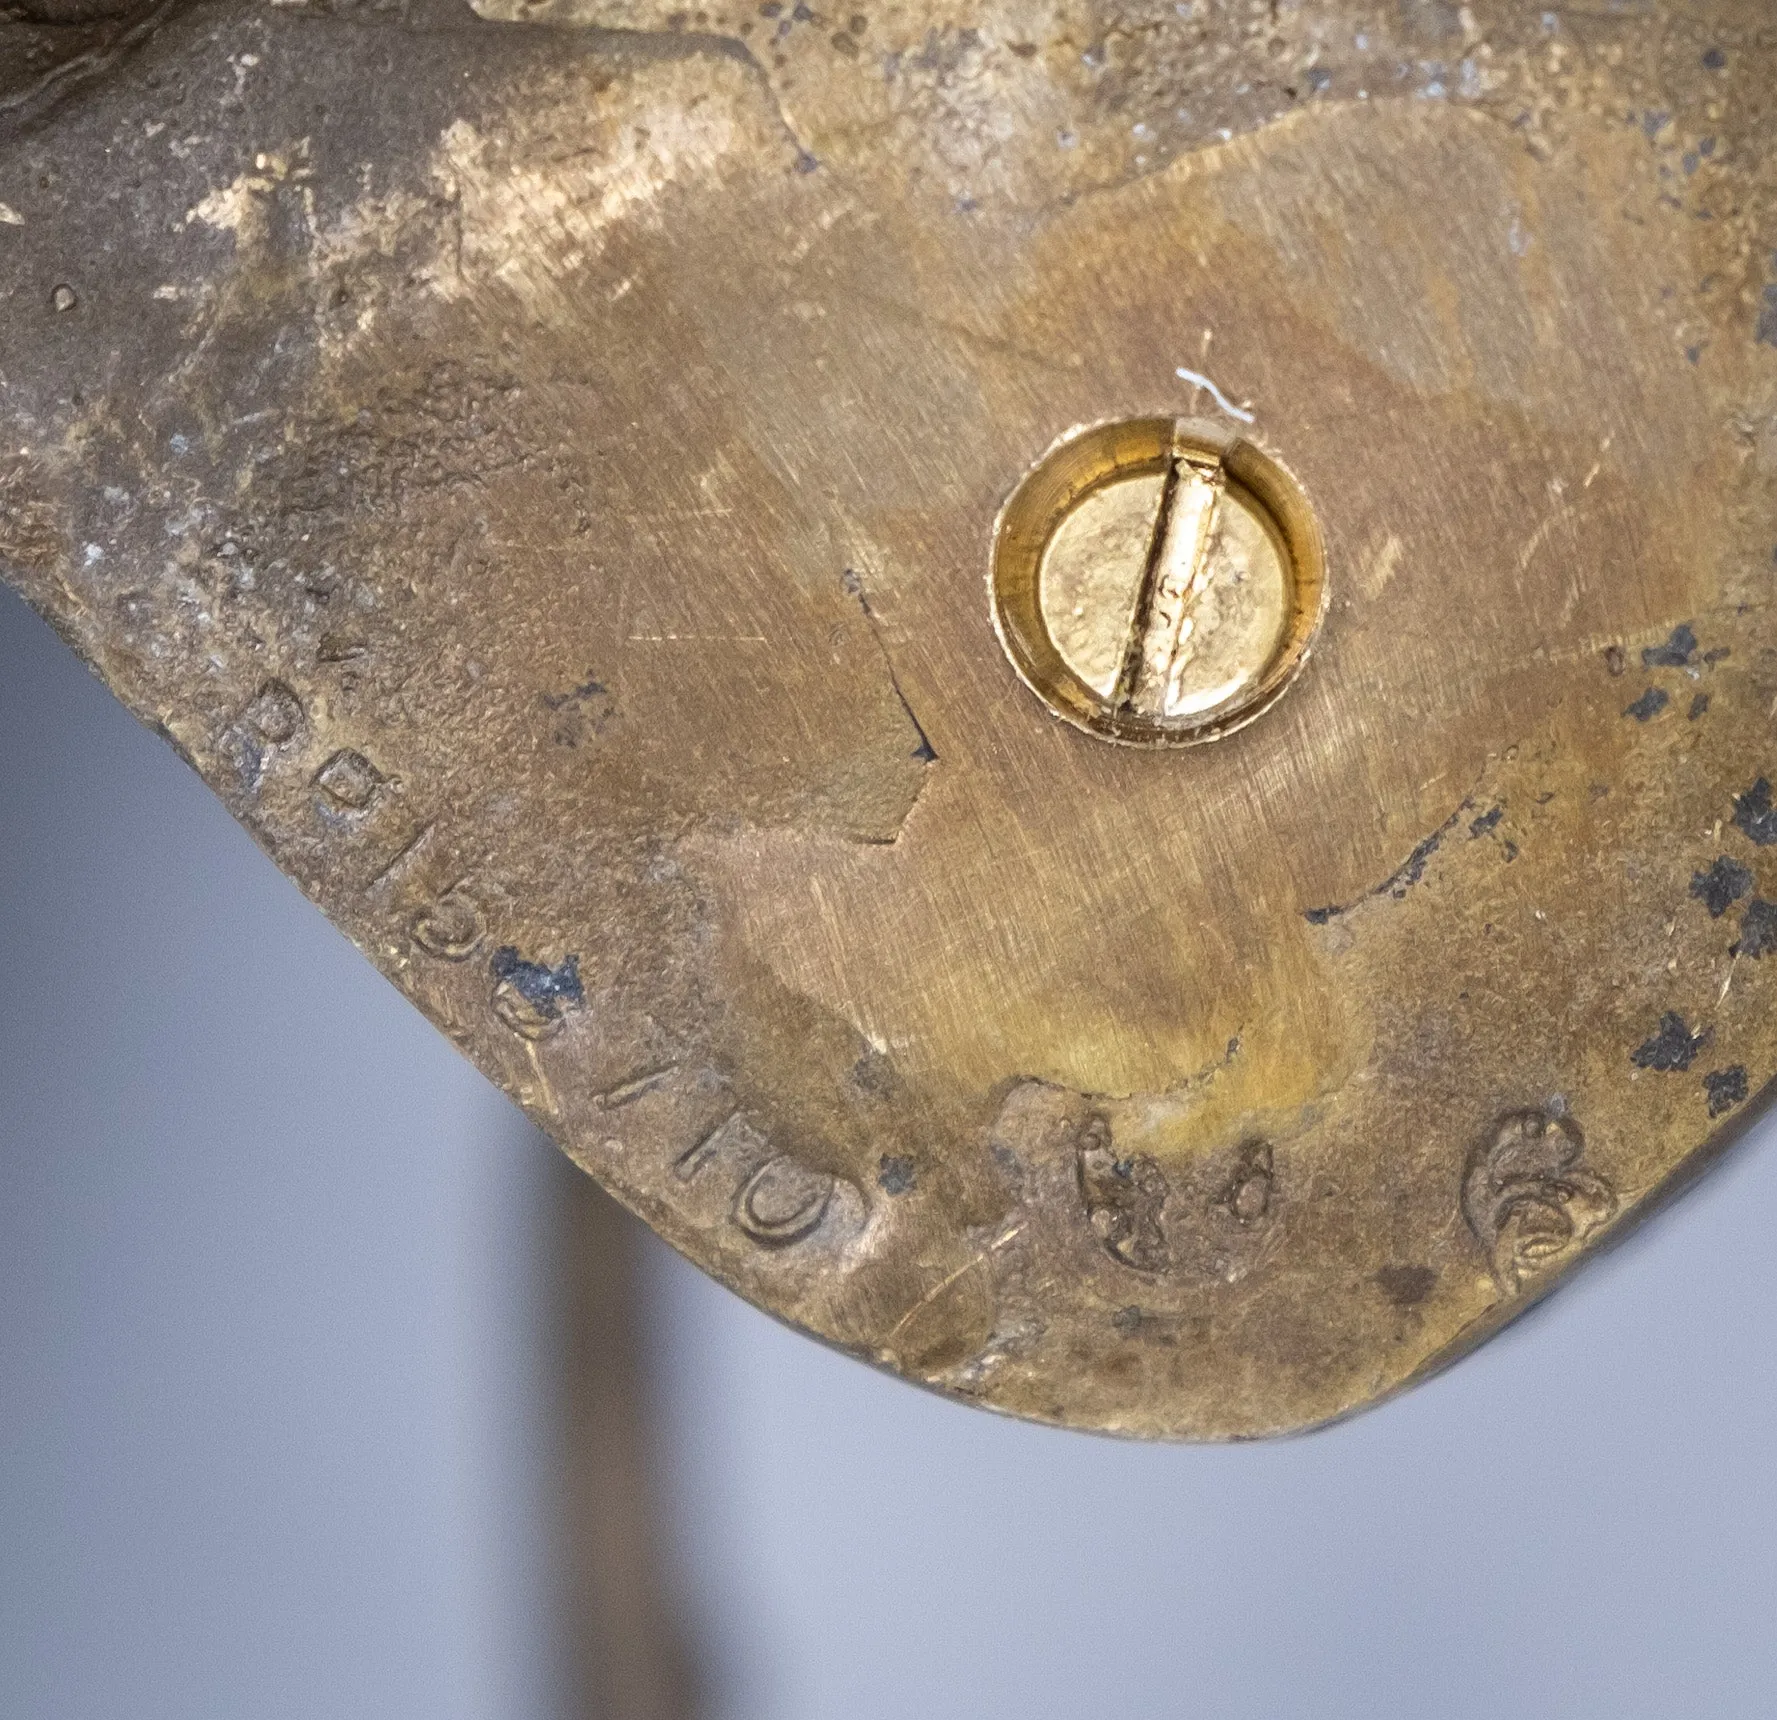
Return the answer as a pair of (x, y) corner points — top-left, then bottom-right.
(1175, 366), (1255, 424)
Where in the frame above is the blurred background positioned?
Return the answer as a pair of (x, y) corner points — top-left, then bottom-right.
(5, 578), (1777, 1720)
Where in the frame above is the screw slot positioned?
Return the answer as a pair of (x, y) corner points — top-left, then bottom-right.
(990, 417), (1327, 746)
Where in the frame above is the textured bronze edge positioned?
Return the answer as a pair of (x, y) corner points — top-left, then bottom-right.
(1357, 1076), (1777, 1445)
(6, 0), (1773, 1441)
(13, 582), (1777, 1448)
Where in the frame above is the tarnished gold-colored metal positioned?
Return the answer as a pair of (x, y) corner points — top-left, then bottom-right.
(991, 417), (1325, 744)
(3, 0), (1776, 1439)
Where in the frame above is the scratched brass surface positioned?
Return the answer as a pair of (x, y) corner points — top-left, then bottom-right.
(3, 0), (1775, 1436)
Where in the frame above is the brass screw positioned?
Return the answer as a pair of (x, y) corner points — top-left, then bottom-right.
(991, 418), (1326, 746)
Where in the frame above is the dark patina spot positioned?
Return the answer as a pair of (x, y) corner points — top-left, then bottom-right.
(1733, 898), (1777, 958)
(1733, 778), (1777, 845)
(1632, 1011), (1709, 1073)
(850, 1048), (900, 1097)
(1704, 1066), (1749, 1118)
(1691, 855), (1754, 918)
(489, 946), (583, 1011)
(1642, 623), (1697, 667)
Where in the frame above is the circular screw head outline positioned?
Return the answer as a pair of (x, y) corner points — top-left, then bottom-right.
(989, 416), (1328, 748)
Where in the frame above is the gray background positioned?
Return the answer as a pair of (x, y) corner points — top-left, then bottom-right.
(4, 580), (1775, 1720)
